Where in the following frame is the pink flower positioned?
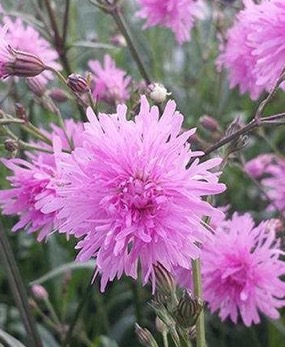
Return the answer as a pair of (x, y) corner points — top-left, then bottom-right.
(2, 16), (61, 85)
(202, 212), (285, 326)
(218, 0), (285, 100)
(0, 120), (84, 241)
(245, 154), (275, 179)
(88, 55), (131, 104)
(136, 0), (205, 45)
(46, 96), (225, 291)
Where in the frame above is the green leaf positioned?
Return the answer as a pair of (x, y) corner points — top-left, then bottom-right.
(0, 328), (27, 347)
(30, 260), (96, 285)
(70, 41), (115, 49)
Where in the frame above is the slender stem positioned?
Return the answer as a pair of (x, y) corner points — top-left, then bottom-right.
(43, 0), (72, 74)
(256, 70), (285, 118)
(24, 122), (53, 145)
(2, 112), (53, 145)
(62, 0), (71, 45)
(202, 112), (285, 158)
(131, 280), (142, 325)
(202, 118), (259, 157)
(162, 331), (169, 347)
(110, 7), (152, 85)
(0, 119), (25, 125)
(192, 259), (206, 347)
(1, 125), (55, 154)
(62, 279), (94, 347)
(0, 220), (43, 347)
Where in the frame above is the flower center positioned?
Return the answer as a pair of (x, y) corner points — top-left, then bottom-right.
(119, 177), (165, 216)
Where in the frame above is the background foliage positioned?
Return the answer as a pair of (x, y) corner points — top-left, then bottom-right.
(0, 0), (285, 346)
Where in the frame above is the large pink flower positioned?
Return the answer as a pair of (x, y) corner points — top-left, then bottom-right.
(0, 120), (84, 241)
(202, 212), (285, 326)
(2, 16), (61, 85)
(136, 0), (205, 45)
(218, 0), (285, 100)
(45, 96), (225, 291)
(88, 55), (131, 104)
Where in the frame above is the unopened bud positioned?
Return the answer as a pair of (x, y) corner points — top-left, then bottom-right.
(15, 103), (28, 122)
(67, 73), (89, 94)
(3, 47), (46, 78)
(31, 284), (48, 301)
(225, 117), (248, 154)
(110, 33), (127, 47)
(27, 78), (46, 97)
(4, 139), (18, 153)
(135, 324), (159, 347)
(155, 316), (168, 334)
(154, 263), (176, 299)
(175, 291), (203, 328)
(48, 88), (69, 103)
(148, 83), (171, 103)
(199, 115), (220, 132)
(189, 326), (197, 340)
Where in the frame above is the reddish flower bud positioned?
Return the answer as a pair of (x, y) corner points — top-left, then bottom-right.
(48, 88), (69, 103)
(15, 103), (28, 122)
(67, 73), (89, 94)
(4, 139), (18, 153)
(27, 78), (46, 97)
(199, 115), (220, 132)
(1, 46), (46, 78)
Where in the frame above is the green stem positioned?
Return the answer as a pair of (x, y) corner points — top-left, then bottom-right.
(192, 259), (206, 347)
(0, 119), (25, 125)
(43, 0), (72, 74)
(110, 7), (152, 85)
(0, 220), (43, 347)
(62, 279), (94, 347)
(162, 331), (169, 347)
(62, 0), (71, 45)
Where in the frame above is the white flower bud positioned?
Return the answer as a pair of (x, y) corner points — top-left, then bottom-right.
(148, 83), (171, 103)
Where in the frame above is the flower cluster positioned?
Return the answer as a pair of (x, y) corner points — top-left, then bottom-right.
(88, 55), (131, 104)
(136, 0), (205, 45)
(218, 0), (285, 100)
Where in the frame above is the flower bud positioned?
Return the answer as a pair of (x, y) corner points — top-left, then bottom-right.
(3, 47), (46, 78)
(27, 78), (46, 97)
(110, 33), (127, 47)
(199, 115), (220, 132)
(175, 291), (203, 328)
(135, 324), (159, 347)
(48, 88), (69, 103)
(225, 117), (248, 154)
(189, 326), (197, 340)
(15, 103), (28, 122)
(155, 316), (168, 334)
(67, 73), (90, 94)
(31, 284), (48, 301)
(154, 263), (176, 299)
(4, 139), (18, 153)
(147, 83), (171, 103)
